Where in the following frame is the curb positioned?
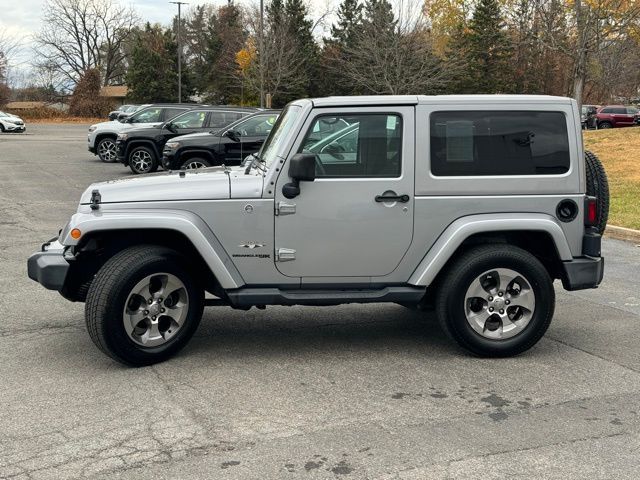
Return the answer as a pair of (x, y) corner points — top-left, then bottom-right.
(604, 225), (640, 244)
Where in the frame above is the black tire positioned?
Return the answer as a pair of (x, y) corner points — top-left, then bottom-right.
(85, 245), (204, 366)
(435, 245), (555, 357)
(181, 157), (212, 170)
(598, 121), (612, 129)
(129, 146), (158, 174)
(584, 150), (609, 234)
(96, 137), (118, 163)
(0, 124), (5, 133)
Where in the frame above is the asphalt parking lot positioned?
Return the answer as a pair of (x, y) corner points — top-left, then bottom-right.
(1, 123), (639, 479)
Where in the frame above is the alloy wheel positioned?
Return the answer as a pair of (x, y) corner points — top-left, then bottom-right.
(464, 268), (536, 340)
(184, 160), (207, 169)
(123, 273), (189, 347)
(131, 150), (153, 173)
(98, 139), (117, 162)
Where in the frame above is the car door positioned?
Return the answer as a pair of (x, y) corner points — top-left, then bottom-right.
(274, 107), (415, 279)
(222, 113), (279, 164)
(611, 107), (629, 126)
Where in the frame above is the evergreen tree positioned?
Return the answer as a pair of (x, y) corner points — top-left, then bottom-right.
(362, 0), (395, 34)
(318, 0), (363, 96)
(330, 0), (363, 47)
(453, 0), (513, 93)
(126, 24), (194, 102)
(281, 0), (319, 102)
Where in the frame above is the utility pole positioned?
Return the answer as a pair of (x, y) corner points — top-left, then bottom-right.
(259, 0), (264, 108)
(170, 1), (188, 103)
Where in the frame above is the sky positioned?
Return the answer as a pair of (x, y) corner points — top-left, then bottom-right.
(0, 0), (335, 85)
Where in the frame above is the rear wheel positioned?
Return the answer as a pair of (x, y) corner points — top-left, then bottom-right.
(182, 157), (212, 169)
(85, 245), (204, 366)
(97, 137), (117, 162)
(598, 121), (612, 129)
(129, 146), (158, 174)
(435, 245), (554, 357)
(584, 150), (609, 234)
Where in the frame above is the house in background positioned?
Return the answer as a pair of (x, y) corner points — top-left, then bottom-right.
(100, 86), (128, 107)
(6, 101), (70, 113)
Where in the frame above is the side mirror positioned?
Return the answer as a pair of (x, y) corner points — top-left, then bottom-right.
(282, 153), (316, 199)
(165, 122), (177, 133)
(224, 129), (240, 142)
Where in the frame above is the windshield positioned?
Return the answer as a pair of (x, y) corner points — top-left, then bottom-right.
(260, 105), (301, 168)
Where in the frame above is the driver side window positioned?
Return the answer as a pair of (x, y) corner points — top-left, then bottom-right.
(299, 114), (402, 177)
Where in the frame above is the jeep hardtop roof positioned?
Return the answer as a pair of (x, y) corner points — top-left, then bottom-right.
(306, 95), (574, 108)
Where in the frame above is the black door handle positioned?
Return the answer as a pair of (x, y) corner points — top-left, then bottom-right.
(375, 194), (410, 203)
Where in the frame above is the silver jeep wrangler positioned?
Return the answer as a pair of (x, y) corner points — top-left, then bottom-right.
(28, 95), (607, 366)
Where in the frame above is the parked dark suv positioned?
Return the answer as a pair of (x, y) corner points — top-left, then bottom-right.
(116, 107), (258, 174)
(595, 105), (639, 128)
(89, 103), (202, 162)
(162, 110), (280, 170)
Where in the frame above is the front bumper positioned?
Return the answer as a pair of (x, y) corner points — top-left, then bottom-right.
(3, 123), (25, 132)
(561, 256), (604, 291)
(27, 240), (70, 291)
(162, 151), (178, 169)
(116, 141), (127, 164)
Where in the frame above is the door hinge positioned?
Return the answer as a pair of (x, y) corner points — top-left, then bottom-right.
(275, 248), (296, 262)
(275, 202), (296, 216)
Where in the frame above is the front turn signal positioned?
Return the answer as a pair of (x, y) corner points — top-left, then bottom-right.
(70, 228), (82, 240)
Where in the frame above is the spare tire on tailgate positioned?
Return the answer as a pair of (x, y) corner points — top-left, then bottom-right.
(584, 150), (609, 234)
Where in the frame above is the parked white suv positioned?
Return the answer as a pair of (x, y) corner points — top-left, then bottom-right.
(0, 110), (26, 133)
(29, 95), (608, 366)
(88, 104), (194, 162)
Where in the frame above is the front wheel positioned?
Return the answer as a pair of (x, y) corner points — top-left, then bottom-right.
(129, 146), (158, 174)
(97, 137), (117, 162)
(85, 245), (204, 366)
(435, 245), (554, 357)
(182, 157), (212, 170)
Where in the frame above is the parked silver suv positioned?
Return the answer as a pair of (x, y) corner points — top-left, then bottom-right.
(28, 95), (608, 366)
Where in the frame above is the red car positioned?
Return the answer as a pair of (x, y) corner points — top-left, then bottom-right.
(595, 105), (639, 128)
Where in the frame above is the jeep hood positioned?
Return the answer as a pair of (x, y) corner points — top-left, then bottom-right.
(79, 167), (264, 205)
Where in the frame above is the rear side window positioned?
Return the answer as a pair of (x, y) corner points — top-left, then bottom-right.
(209, 111), (245, 128)
(430, 111), (570, 176)
(130, 107), (162, 123)
(163, 108), (188, 121)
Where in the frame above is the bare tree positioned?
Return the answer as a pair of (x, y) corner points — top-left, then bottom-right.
(0, 27), (23, 85)
(328, 5), (459, 95)
(34, 0), (138, 87)
(241, 5), (309, 105)
(539, 0), (640, 104)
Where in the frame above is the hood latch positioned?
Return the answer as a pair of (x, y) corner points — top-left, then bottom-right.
(90, 189), (101, 210)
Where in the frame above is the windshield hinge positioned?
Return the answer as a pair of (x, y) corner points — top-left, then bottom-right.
(275, 202), (296, 216)
(275, 248), (296, 262)
(90, 189), (101, 210)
